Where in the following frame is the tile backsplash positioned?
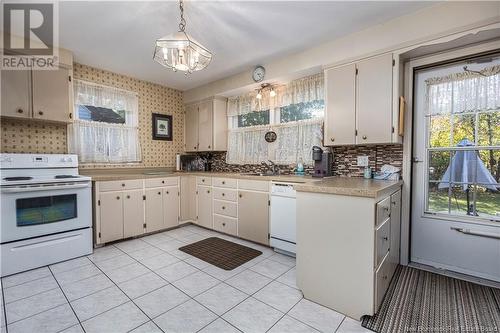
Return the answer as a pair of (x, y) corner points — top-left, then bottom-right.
(197, 144), (403, 177)
(0, 63), (184, 169)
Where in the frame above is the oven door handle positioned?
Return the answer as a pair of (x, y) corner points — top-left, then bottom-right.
(1, 182), (90, 193)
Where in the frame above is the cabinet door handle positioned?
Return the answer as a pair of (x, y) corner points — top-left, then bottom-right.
(383, 236), (388, 241)
(222, 181), (225, 185)
(202, 179), (205, 182)
(38, 111), (44, 116)
(126, 195), (130, 199)
(330, 137), (334, 142)
(222, 193), (225, 196)
(162, 180), (165, 184)
(166, 191), (169, 194)
(158, 191), (161, 195)
(208, 145), (211, 149)
(392, 201), (397, 205)
(239, 193), (242, 198)
(222, 222), (226, 226)
(362, 135), (367, 140)
(17, 108), (24, 114)
(222, 206), (225, 210)
(207, 190), (210, 194)
(121, 183), (125, 187)
(116, 196), (120, 200)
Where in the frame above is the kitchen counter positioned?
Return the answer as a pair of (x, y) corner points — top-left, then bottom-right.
(80, 168), (402, 198)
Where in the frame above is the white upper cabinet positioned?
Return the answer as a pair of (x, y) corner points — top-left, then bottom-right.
(32, 68), (73, 122)
(356, 53), (394, 144)
(324, 64), (356, 146)
(185, 97), (227, 152)
(1, 70), (31, 119)
(324, 53), (398, 146)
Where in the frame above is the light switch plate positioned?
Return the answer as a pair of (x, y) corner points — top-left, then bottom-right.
(357, 156), (369, 167)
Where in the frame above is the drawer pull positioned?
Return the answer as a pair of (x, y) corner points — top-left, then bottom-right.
(383, 236), (388, 241)
(162, 180), (165, 184)
(222, 222), (226, 226)
(17, 108), (24, 114)
(222, 206), (226, 210)
(222, 193), (225, 196)
(126, 195), (130, 199)
(222, 181), (226, 185)
(158, 191), (161, 195)
(207, 190), (210, 194)
(239, 193), (242, 198)
(166, 191), (169, 194)
(122, 183), (125, 187)
(116, 196), (120, 200)
(202, 179), (205, 182)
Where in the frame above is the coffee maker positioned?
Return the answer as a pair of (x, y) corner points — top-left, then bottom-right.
(312, 146), (333, 178)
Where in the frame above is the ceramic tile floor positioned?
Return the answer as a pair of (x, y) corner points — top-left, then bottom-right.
(0, 225), (371, 333)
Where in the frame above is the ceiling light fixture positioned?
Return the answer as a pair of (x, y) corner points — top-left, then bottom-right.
(153, 0), (212, 74)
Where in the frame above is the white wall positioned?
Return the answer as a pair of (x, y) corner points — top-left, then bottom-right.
(184, 1), (500, 103)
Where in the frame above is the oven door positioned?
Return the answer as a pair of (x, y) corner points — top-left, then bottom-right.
(0, 181), (92, 243)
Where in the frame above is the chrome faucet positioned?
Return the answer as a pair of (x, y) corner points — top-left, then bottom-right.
(262, 160), (279, 175)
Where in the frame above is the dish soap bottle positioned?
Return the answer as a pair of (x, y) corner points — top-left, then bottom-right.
(296, 157), (305, 175)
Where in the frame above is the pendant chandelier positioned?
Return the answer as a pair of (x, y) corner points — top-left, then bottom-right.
(153, 0), (212, 74)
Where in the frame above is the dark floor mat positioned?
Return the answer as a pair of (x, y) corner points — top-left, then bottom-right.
(361, 265), (500, 333)
(179, 237), (262, 270)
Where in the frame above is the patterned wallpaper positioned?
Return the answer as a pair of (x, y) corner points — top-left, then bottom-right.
(197, 144), (403, 177)
(0, 63), (184, 169)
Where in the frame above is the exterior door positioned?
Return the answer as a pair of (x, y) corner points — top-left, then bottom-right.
(145, 188), (164, 233)
(163, 186), (180, 228)
(356, 53), (393, 144)
(32, 68), (71, 122)
(197, 185), (212, 228)
(324, 64), (356, 146)
(123, 189), (144, 238)
(197, 100), (213, 151)
(238, 190), (269, 245)
(411, 58), (500, 282)
(99, 192), (124, 243)
(1, 70), (31, 118)
(185, 104), (199, 152)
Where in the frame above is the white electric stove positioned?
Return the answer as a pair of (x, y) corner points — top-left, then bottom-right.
(0, 153), (93, 277)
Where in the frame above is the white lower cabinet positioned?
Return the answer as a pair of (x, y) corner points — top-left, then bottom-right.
(197, 185), (213, 228)
(145, 188), (164, 233)
(94, 177), (180, 245)
(123, 189), (145, 238)
(238, 190), (270, 245)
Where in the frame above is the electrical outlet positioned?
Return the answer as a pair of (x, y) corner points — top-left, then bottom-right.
(357, 155), (369, 167)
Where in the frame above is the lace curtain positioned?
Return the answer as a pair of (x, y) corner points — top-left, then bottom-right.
(226, 119), (323, 165)
(226, 73), (325, 165)
(426, 65), (500, 115)
(68, 80), (141, 163)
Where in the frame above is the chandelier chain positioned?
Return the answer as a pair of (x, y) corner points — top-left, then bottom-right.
(178, 0), (186, 32)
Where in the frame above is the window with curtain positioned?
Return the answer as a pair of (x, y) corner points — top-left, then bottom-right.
(226, 73), (324, 165)
(68, 80), (141, 163)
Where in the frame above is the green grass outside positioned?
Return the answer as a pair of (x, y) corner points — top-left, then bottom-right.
(428, 190), (499, 217)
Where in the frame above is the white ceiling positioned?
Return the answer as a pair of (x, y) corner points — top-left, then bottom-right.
(59, 1), (433, 91)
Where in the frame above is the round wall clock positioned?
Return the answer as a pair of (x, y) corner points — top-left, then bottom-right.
(265, 130), (277, 143)
(252, 65), (265, 82)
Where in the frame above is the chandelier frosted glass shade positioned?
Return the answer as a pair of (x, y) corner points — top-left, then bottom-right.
(153, 31), (212, 73)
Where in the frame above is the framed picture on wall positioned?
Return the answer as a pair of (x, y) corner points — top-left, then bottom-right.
(152, 113), (173, 141)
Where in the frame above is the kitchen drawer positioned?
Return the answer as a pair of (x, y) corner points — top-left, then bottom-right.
(98, 179), (143, 192)
(197, 176), (212, 186)
(238, 179), (269, 192)
(213, 214), (237, 236)
(145, 177), (178, 188)
(375, 253), (392, 312)
(376, 197), (391, 226)
(375, 218), (390, 267)
(213, 187), (237, 202)
(213, 199), (237, 218)
(212, 177), (237, 189)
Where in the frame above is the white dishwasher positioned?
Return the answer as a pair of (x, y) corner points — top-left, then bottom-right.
(270, 182), (297, 255)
